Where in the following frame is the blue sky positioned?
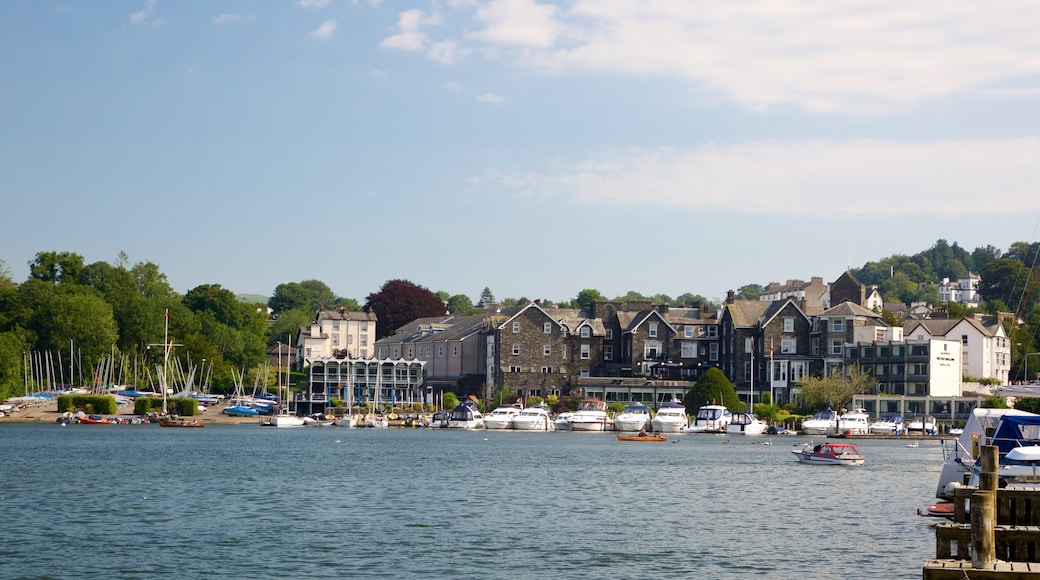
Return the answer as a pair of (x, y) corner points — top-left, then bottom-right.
(3, 1), (1040, 305)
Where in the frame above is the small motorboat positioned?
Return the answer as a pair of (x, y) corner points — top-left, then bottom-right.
(617, 433), (667, 442)
(918, 501), (955, 518)
(159, 416), (204, 428)
(792, 441), (865, 465)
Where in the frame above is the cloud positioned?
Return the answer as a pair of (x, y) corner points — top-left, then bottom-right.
(130, 0), (157, 26)
(297, 0), (331, 8)
(475, 92), (505, 104)
(469, 0), (561, 48)
(212, 14), (241, 25)
(310, 19), (338, 38)
(417, 1), (1040, 114)
(380, 9), (430, 51)
(480, 138), (1040, 216)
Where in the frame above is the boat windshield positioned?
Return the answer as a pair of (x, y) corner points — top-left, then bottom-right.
(697, 408), (722, 420)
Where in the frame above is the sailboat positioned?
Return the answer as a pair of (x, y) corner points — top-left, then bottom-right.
(155, 309), (204, 428)
(270, 337), (304, 427)
(223, 368), (260, 417)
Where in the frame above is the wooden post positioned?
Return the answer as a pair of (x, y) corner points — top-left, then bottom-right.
(971, 445), (998, 569)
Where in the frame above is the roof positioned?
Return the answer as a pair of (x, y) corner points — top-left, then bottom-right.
(725, 300), (771, 328)
(819, 301), (881, 319)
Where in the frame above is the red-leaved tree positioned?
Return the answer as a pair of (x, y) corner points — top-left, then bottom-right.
(365, 279), (446, 339)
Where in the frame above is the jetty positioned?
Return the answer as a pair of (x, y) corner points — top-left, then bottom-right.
(923, 445), (1040, 578)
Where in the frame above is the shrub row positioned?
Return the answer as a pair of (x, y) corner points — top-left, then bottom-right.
(56, 395), (118, 415)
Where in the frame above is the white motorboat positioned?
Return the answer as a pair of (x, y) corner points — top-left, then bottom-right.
(554, 411), (574, 431)
(726, 412), (767, 435)
(937, 409), (1040, 498)
(569, 399), (611, 431)
(683, 404), (732, 433)
(869, 414), (905, 435)
(801, 409), (839, 436)
(907, 415), (938, 435)
(335, 414), (358, 428)
(484, 405), (523, 429)
(511, 405), (556, 431)
(270, 412), (305, 428)
(365, 413), (389, 429)
(447, 400), (485, 430)
(838, 408), (870, 435)
(613, 403), (654, 432)
(792, 441), (865, 466)
(651, 400), (689, 433)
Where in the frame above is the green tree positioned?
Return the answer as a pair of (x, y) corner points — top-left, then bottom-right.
(736, 284), (764, 300)
(683, 367), (743, 414)
(268, 307), (313, 347)
(32, 286), (119, 370)
(442, 391), (460, 411)
(28, 251), (85, 284)
(796, 366), (875, 412)
(479, 287), (495, 306)
(299, 280), (336, 311)
(574, 289), (606, 310)
(0, 259), (13, 289)
(446, 294), (476, 315)
(980, 258), (1034, 315)
(269, 282), (312, 315)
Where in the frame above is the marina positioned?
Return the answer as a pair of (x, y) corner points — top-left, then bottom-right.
(0, 422), (938, 579)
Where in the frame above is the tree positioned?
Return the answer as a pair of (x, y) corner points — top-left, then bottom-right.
(299, 280), (336, 311)
(479, 287), (495, 306)
(736, 284), (764, 300)
(446, 294), (476, 315)
(365, 279), (446, 339)
(28, 251), (85, 284)
(683, 368), (743, 414)
(0, 259), (13, 289)
(573, 289), (606, 310)
(267, 307), (313, 346)
(796, 366), (875, 412)
(269, 282), (312, 315)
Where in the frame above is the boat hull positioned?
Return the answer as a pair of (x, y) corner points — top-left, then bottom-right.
(617, 434), (667, 442)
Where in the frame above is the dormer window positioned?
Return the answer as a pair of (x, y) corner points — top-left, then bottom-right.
(580, 327), (591, 338)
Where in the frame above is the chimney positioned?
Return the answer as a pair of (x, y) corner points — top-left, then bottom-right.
(726, 290), (735, 304)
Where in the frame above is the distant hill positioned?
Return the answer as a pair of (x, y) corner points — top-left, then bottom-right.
(237, 293), (268, 304)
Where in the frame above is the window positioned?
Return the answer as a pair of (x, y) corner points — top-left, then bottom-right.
(580, 367), (590, 378)
(681, 342), (696, 358)
(783, 317), (794, 332)
(709, 343), (719, 361)
(509, 365), (521, 373)
(541, 367), (552, 374)
(333, 321), (340, 331)
(829, 339), (843, 356)
(406, 347), (413, 358)
(605, 329), (613, 340)
(831, 318), (844, 332)
(745, 337), (754, 353)
(512, 344), (520, 356)
(392, 348), (399, 358)
(580, 344), (590, 359)
(452, 345), (458, 357)
(437, 345), (444, 357)
(706, 326), (718, 338)
(581, 327), (591, 338)
(604, 345), (613, 360)
(360, 336), (368, 346)
(513, 321), (521, 333)
(361, 322), (368, 331)
(649, 322), (658, 337)
(332, 335), (339, 346)
(544, 322), (552, 334)
(811, 338), (819, 355)
(684, 325), (695, 338)
(961, 334), (969, 345)
(781, 338), (796, 354)
(544, 344), (551, 356)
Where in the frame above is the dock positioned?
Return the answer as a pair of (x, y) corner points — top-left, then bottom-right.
(923, 445), (1040, 579)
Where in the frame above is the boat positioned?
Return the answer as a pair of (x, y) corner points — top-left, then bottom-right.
(617, 433), (667, 442)
(159, 416), (204, 428)
(223, 398), (260, 417)
(569, 398), (610, 431)
(801, 409), (839, 436)
(511, 405), (556, 431)
(447, 399), (484, 430)
(683, 404), (732, 433)
(554, 411), (574, 431)
(837, 408), (870, 435)
(934, 408), (1038, 499)
(726, 412), (767, 435)
(78, 414), (116, 425)
(954, 413), (1040, 493)
(303, 413), (335, 427)
(869, 413), (905, 435)
(613, 403), (654, 432)
(484, 405), (523, 429)
(365, 413), (389, 429)
(792, 441), (865, 466)
(907, 415), (938, 435)
(651, 400), (689, 433)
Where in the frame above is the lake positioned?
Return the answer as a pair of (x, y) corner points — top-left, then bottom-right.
(0, 423), (940, 579)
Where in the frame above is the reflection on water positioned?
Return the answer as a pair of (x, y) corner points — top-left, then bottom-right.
(0, 424), (939, 579)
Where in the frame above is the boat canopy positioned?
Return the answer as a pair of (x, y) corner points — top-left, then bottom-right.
(449, 403), (476, 421)
(696, 406), (729, 420)
(990, 414), (1040, 456)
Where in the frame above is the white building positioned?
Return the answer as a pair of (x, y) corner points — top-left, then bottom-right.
(903, 315), (1012, 385)
(938, 274), (981, 307)
(297, 307), (378, 364)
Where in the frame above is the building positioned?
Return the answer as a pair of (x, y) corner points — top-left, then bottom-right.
(297, 307), (378, 363)
(938, 274), (982, 307)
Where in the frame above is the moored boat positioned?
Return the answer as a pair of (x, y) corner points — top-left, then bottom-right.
(869, 413), (905, 435)
(726, 412), (767, 435)
(801, 409), (839, 436)
(159, 416), (204, 428)
(617, 433), (667, 442)
(837, 408), (870, 435)
(447, 399), (484, 430)
(484, 405), (523, 429)
(511, 405), (555, 431)
(569, 398), (610, 431)
(613, 403), (654, 432)
(792, 441), (865, 466)
(651, 400), (689, 433)
(683, 404), (732, 433)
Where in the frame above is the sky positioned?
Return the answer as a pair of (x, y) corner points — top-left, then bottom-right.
(3, 1), (1040, 306)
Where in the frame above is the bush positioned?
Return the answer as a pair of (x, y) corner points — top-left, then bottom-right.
(57, 394), (117, 414)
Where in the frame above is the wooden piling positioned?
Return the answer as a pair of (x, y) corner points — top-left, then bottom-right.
(972, 445), (999, 569)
